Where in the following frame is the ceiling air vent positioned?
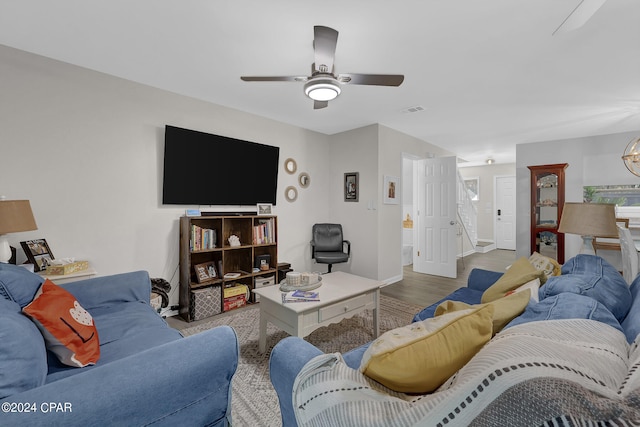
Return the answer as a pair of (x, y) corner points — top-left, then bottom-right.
(401, 105), (425, 114)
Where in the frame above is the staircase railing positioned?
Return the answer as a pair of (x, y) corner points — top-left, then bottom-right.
(456, 170), (478, 249)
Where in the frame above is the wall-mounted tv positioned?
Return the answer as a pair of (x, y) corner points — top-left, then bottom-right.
(162, 125), (279, 206)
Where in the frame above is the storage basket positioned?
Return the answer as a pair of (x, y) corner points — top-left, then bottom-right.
(189, 286), (221, 321)
(254, 275), (275, 302)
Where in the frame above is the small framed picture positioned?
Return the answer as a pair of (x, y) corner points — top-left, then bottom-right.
(344, 172), (359, 202)
(20, 239), (54, 272)
(194, 261), (218, 283)
(464, 177), (479, 201)
(255, 254), (271, 270)
(257, 203), (273, 216)
(383, 175), (399, 205)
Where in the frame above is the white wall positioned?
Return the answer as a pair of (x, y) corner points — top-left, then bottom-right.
(516, 130), (640, 260)
(325, 125), (379, 278)
(0, 45), (332, 307)
(0, 43), (471, 307)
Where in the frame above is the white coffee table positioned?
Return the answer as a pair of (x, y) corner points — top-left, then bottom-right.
(252, 271), (382, 353)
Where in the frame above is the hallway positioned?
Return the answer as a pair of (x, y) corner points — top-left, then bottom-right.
(382, 249), (516, 308)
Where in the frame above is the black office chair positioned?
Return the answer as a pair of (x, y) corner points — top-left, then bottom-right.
(311, 223), (351, 273)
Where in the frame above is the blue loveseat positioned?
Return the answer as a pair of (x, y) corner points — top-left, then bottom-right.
(0, 263), (238, 426)
(270, 255), (640, 426)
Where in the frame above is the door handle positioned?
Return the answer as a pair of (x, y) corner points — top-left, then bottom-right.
(497, 209), (501, 216)
(450, 221), (456, 226)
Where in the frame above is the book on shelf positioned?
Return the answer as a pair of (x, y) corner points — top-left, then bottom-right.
(282, 289), (320, 303)
(253, 217), (276, 245)
(190, 225), (217, 251)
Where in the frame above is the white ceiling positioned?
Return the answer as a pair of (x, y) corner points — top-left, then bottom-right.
(1, 0), (639, 166)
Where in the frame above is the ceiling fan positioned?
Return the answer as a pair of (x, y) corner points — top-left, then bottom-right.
(241, 26), (404, 109)
(553, 0), (607, 35)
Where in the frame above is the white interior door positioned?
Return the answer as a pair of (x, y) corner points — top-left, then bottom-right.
(496, 175), (516, 250)
(413, 156), (458, 278)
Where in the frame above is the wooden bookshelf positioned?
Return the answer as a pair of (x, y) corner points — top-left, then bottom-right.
(179, 215), (278, 322)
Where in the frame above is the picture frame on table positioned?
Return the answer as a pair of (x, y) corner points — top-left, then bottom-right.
(20, 239), (54, 272)
(257, 203), (273, 216)
(383, 175), (399, 205)
(255, 254), (271, 271)
(344, 172), (359, 202)
(194, 261), (218, 283)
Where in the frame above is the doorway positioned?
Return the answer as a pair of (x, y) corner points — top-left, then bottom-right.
(412, 156), (458, 279)
(496, 175), (516, 250)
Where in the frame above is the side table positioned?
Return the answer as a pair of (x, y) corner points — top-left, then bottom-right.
(277, 262), (292, 283)
(38, 265), (98, 284)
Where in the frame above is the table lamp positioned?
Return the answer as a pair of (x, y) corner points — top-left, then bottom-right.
(558, 202), (618, 255)
(0, 199), (38, 263)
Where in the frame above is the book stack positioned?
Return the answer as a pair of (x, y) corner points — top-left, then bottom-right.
(223, 284), (249, 311)
(281, 289), (320, 303)
(253, 218), (276, 245)
(190, 225), (217, 251)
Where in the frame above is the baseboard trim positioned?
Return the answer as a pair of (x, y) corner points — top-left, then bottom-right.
(382, 274), (403, 286)
(458, 249), (476, 258)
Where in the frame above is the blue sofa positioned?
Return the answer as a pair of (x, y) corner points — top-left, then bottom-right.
(0, 263), (238, 427)
(270, 255), (640, 426)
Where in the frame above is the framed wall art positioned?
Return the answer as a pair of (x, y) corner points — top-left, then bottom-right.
(344, 172), (359, 202)
(383, 175), (399, 205)
(464, 177), (479, 201)
(284, 186), (298, 203)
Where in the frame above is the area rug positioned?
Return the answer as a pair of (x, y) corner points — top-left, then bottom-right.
(180, 295), (424, 427)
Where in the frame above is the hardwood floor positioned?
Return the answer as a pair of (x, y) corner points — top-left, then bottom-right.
(168, 249), (515, 331)
(381, 249), (516, 308)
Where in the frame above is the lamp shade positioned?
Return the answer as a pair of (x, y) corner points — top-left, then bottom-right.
(558, 202), (618, 238)
(0, 200), (38, 234)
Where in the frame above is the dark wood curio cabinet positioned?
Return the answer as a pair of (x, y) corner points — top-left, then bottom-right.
(528, 163), (568, 264)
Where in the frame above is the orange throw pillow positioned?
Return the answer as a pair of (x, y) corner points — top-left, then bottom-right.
(23, 280), (100, 367)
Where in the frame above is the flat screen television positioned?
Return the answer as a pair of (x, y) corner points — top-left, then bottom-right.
(162, 125), (280, 206)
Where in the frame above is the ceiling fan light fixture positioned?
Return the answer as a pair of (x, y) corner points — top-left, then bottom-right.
(304, 78), (341, 101)
(241, 26), (403, 108)
(622, 136), (640, 177)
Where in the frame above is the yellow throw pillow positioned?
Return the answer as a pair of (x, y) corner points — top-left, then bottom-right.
(528, 251), (562, 279)
(435, 289), (530, 335)
(359, 305), (494, 393)
(506, 278), (540, 303)
(481, 257), (544, 303)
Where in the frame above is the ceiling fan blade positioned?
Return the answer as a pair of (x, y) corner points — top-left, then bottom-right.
(313, 26), (338, 73)
(553, 0), (607, 35)
(241, 76), (307, 82)
(338, 73), (404, 86)
(314, 100), (328, 110)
